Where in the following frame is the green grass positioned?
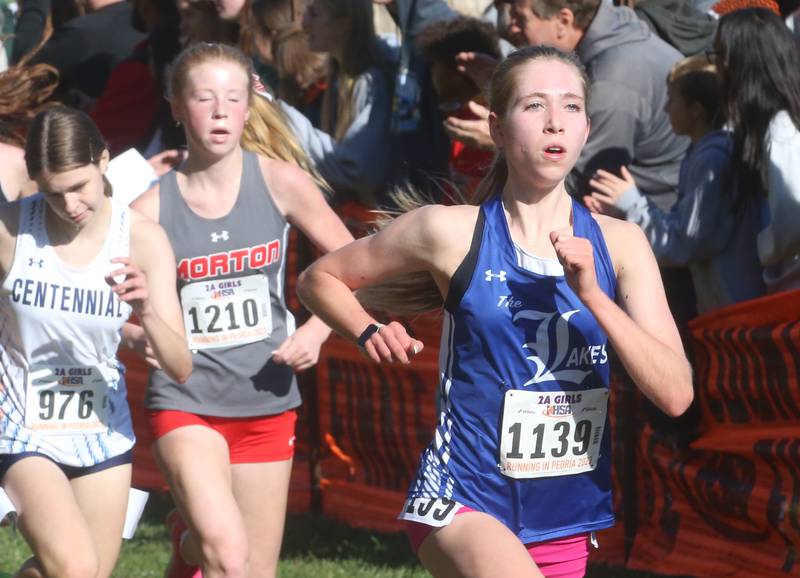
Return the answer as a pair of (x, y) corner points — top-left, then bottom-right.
(0, 495), (690, 578)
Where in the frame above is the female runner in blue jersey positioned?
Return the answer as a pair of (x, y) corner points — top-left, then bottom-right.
(298, 45), (694, 578)
(0, 107), (191, 578)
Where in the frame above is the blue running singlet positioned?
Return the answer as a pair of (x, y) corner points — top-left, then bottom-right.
(400, 194), (617, 544)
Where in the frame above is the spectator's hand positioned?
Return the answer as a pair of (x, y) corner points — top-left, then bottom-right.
(444, 101), (495, 151)
(251, 73), (273, 100)
(588, 166), (636, 216)
(148, 149), (186, 177)
(455, 51), (498, 90)
(583, 194), (616, 216)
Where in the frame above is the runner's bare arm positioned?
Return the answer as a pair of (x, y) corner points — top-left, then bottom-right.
(577, 217), (693, 417)
(122, 184), (163, 366)
(298, 204), (477, 362)
(121, 214), (191, 383)
(259, 157), (353, 253)
(130, 183), (160, 223)
(258, 157), (358, 368)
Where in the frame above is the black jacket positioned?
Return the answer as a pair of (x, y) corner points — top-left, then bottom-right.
(29, 1), (145, 106)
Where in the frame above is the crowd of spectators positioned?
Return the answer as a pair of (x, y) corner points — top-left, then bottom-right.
(1, 0), (799, 328)
(0, 1), (799, 576)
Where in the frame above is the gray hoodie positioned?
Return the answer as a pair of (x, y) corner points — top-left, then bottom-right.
(572, 1), (689, 211)
(757, 111), (800, 293)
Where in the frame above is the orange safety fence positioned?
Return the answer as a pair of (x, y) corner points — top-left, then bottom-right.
(314, 313), (442, 533)
(620, 289), (800, 577)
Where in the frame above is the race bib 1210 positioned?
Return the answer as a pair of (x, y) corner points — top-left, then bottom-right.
(181, 274), (271, 350)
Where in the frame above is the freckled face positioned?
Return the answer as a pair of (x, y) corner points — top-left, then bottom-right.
(173, 60), (250, 157)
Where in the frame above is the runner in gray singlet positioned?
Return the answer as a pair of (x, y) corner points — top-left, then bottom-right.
(147, 149), (300, 417)
(128, 43), (354, 578)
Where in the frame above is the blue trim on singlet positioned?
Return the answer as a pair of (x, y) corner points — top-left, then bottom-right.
(406, 194), (618, 544)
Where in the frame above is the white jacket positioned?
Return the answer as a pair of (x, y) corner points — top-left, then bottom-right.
(757, 111), (800, 292)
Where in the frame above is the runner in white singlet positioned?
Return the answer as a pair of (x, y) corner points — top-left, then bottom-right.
(0, 107), (190, 578)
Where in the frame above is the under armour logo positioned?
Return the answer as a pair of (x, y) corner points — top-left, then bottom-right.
(28, 258), (44, 268)
(485, 269), (507, 282)
(210, 231), (229, 243)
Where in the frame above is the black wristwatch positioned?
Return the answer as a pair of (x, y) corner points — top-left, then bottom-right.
(357, 323), (384, 348)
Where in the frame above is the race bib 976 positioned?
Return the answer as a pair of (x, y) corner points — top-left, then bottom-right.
(25, 365), (112, 435)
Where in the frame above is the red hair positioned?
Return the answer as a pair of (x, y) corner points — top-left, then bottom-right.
(712, 0), (780, 16)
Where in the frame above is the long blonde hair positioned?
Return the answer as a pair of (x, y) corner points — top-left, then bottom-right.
(317, 0), (381, 140)
(242, 93), (329, 192)
(359, 46), (590, 315)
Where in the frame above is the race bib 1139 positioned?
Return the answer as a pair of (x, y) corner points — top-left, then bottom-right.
(499, 388), (607, 479)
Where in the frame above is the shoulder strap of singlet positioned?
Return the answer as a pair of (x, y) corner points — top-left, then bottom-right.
(157, 168), (180, 226)
(571, 198), (595, 238)
(240, 149), (288, 226)
(444, 208), (486, 312)
(240, 150), (265, 200)
(242, 149), (258, 179)
(16, 195), (45, 253)
(108, 200), (130, 259)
